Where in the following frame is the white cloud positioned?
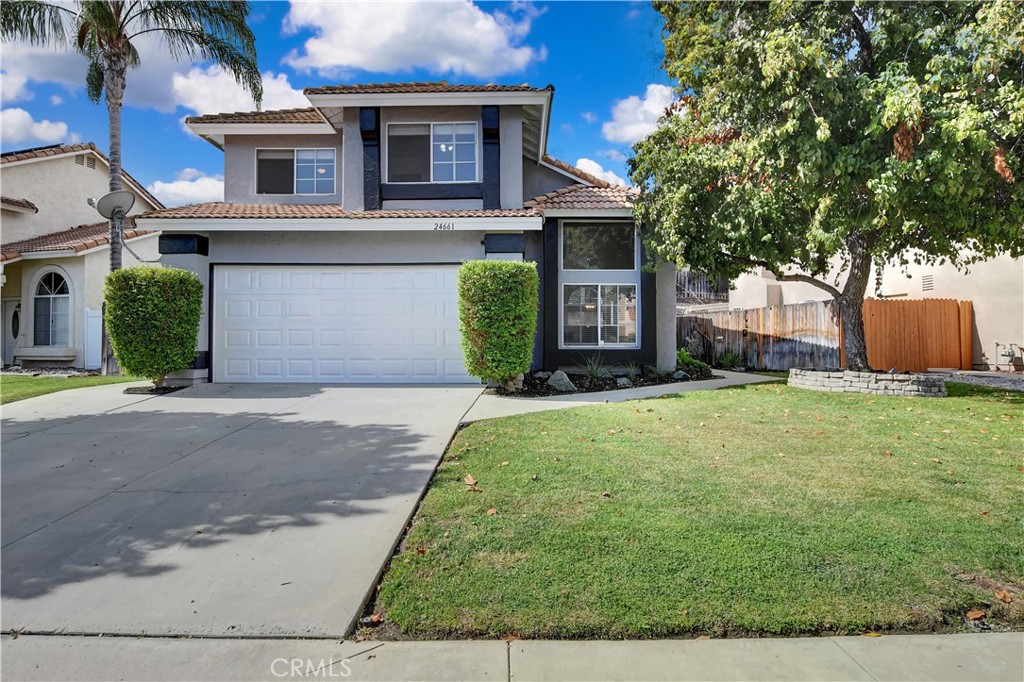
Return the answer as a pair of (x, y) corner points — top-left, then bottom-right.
(601, 84), (674, 144)
(282, 1), (546, 78)
(1, 70), (32, 103)
(575, 157), (627, 187)
(581, 111), (597, 124)
(1, 107), (76, 145)
(172, 65), (307, 115)
(147, 168), (224, 207)
(49, 94), (63, 106)
(602, 149), (627, 163)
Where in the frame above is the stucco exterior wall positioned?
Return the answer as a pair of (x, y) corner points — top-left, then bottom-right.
(208, 230), (487, 264)
(1, 154), (159, 242)
(223, 134), (344, 205)
(523, 160), (577, 201)
(499, 106), (524, 208)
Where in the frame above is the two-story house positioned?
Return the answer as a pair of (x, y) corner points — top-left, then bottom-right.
(135, 82), (677, 385)
(1, 143), (163, 369)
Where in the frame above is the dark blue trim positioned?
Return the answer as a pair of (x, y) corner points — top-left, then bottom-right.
(481, 105), (500, 209)
(159, 234), (209, 256)
(360, 107), (381, 210)
(484, 233), (525, 253)
(381, 183), (482, 201)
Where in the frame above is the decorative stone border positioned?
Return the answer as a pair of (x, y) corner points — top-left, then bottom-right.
(789, 368), (947, 397)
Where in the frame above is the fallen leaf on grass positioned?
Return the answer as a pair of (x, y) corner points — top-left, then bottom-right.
(531, 474), (539, 481)
(466, 485), (482, 492)
(464, 474), (477, 486)
(883, 450), (893, 457)
(995, 589), (1013, 604)
(980, 509), (990, 516)
(500, 461), (509, 467)
(486, 508), (498, 516)
(503, 632), (522, 641)
(966, 609), (985, 621)
(861, 632), (882, 637)
(415, 547), (426, 555)
(931, 458), (942, 464)
(607, 429), (618, 435)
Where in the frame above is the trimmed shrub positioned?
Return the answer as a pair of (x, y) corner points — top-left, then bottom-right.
(676, 347), (713, 379)
(104, 267), (203, 387)
(457, 260), (539, 390)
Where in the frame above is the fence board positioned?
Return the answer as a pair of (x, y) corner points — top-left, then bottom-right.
(679, 298), (970, 371)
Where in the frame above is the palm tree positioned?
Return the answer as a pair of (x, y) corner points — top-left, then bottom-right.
(1, 0), (263, 271)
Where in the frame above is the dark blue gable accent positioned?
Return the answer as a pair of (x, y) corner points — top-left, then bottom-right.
(158, 234), (209, 256)
(483, 233), (525, 254)
(481, 105), (500, 209)
(360, 107), (381, 210)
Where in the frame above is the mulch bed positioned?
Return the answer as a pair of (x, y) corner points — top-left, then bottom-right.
(491, 372), (719, 398)
(123, 385), (187, 395)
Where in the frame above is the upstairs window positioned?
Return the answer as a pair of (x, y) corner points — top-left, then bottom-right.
(256, 148), (335, 195)
(386, 123), (478, 183)
(561, 222), (637, 270)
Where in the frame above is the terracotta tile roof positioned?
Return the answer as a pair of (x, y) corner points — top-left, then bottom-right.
(304, 81), (551, 95)
(135, 202), (542, 220)
(1, 218), (152, 263)
(541, 155), (614, 188)
(185, 107), (325, 125)
(1, 196), (39, 213)
(525, 184), (639, 211)
(0, 142), (165, 210)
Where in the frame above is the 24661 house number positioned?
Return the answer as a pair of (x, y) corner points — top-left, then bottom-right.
(433, 222), (456, 231)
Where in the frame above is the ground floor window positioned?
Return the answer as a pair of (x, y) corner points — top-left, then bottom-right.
(562, 284), (637, 347)
(34, 271), (70, 346)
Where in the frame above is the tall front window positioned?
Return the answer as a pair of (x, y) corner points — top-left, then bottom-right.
(256, 148), (335, 195)
(386, 123), (478, 183)
(560, 222), (640, 348)
(34, 272), (69, 346)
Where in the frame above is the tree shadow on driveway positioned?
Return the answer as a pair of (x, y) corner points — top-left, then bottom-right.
(0, 384), (475, 636)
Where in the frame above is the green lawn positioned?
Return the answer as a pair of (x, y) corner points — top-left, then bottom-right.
(376, 382), (1023, 638)
(0, 374), (138, 404)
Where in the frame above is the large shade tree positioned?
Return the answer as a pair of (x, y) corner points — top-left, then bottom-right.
(1, 0), (263, 271)
(631, 1), (1023, 370)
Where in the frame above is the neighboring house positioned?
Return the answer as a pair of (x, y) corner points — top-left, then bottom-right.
(0, 143), (164, 369)
(730, 255), (1024, 370)
(134, 82), (676, 385)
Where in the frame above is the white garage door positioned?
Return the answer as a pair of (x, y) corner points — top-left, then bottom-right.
(212, 265), (473, 383)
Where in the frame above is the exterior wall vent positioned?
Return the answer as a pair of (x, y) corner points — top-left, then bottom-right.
(86, 155), (97, 169)
(75, 155), (84, 165)
(921, 274), (935, 292)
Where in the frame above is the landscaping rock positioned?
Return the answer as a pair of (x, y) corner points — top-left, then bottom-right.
(546, 370), (577, 392)
(534, 371), (552, 380)
(514, 373), (524, 391)
(672, 370), (688, 380)
(616, 377), (632, 388)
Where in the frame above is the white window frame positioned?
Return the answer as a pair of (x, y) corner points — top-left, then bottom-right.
(31, 267), (72, 347)
(254, 147), (337, 196)
(558, 220), (641, 350)
(383, 121), (480, 184)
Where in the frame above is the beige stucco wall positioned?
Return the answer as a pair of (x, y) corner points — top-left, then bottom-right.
(1, 154), (160, 243)
(727, 254), (1024, 370)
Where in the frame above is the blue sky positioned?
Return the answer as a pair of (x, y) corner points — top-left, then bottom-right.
(0, 1), (674, 206)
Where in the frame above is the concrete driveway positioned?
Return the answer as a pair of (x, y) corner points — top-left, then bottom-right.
(1, 382), (481, 638)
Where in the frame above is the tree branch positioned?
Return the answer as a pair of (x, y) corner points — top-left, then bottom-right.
(850, 7), (876, 78)
(773, 273), (841, 299)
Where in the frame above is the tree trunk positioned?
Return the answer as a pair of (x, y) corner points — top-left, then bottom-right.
(104, 56), (127, 272)
(837, 236), (873, 371)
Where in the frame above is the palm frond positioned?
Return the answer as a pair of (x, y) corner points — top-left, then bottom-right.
(0, 0), (74, 46)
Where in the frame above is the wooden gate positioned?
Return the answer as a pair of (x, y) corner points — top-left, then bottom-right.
(678, 298), (973, 371)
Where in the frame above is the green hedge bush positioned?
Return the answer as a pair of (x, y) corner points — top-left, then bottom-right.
(104, 267), (203, 387)
(457, 260), (539, 389)
(676, 347), (713, 379)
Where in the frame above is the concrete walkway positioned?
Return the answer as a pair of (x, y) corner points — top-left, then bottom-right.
(462, 370), (780, 423)
(2, 632), (1020, 681)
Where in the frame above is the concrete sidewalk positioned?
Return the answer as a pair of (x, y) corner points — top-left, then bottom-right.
(462, 370), (780, 423)
(4, 633), (1021, 681)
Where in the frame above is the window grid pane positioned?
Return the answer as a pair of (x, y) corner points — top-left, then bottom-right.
(295, 149), (334, 195)
(430, 123), (476, 183)
(563, 284), (636, 348)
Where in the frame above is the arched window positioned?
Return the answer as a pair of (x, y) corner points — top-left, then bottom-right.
(34, 272), (70, 346)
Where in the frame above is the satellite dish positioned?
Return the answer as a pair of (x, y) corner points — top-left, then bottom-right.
(90, 190), (135, 219)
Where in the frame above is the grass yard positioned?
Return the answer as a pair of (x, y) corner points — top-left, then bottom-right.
(0, 374), (138, 405)
(376, 382), (1023, 638)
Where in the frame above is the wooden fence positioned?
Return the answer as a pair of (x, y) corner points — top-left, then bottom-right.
(678, 298), (972, 372)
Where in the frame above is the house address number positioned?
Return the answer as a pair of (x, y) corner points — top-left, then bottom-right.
(433, 222), (456, 231)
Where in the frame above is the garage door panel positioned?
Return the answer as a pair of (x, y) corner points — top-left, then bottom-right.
(213, 265), (473, 383)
